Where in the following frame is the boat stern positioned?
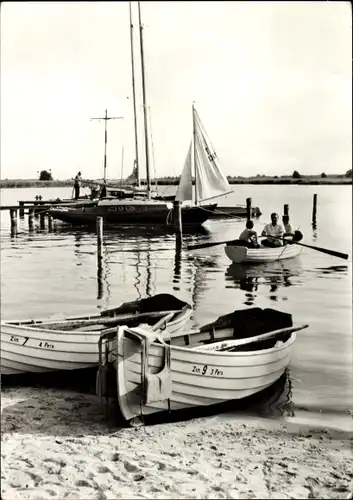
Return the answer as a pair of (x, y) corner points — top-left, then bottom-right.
(224, 245), (248, 263)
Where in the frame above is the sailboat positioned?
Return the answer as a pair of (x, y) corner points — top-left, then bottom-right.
(157, 104), (262, 218)
(48, 3), (217, 228)
(175, 103), (233, 207)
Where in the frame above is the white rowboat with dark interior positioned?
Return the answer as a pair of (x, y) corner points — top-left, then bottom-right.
(97, 307), (308, 423)
(0, 294), (192, 375)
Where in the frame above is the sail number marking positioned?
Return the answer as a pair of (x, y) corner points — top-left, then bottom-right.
(9, 335), (29, 346)
(205, 147), (217, 162)
(192, 365), (223, 376)
(107, 206), (136, 212)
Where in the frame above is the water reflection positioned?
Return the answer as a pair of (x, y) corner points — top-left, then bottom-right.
(190, 255), (219, 309)
(312, 222), (318, 240)
(310, 264), (349, 279)
(97, 263), (104, 300)
(246, 369), (295, 418)
(225, 259), (302, 305)
(51, 222), (211, 239)
(173, 238), (182, 291)
(133, 242), (143, 300)
(73, 233), (84, 262)
(145, 244), (153, 298)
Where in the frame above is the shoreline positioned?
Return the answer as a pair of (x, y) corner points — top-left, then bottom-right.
(0, 176), (351, 189)
(1, 386), (352, 500)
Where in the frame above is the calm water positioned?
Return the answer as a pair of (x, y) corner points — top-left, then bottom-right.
(1, 185), (352, 428)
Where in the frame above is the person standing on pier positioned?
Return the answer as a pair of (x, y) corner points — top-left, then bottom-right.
(74, 172), (82, 200)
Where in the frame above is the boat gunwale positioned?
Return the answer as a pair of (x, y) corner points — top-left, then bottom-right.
(122, 326), (301, 357)
(1, 304), (192, 335)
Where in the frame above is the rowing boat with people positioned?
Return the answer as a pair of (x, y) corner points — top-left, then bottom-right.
(224, 237), (302, 264)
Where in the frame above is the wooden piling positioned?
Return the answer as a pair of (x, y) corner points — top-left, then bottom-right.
(19, 201), (25, 218)
(283, 204), (289, 217)
(246, 198), (252, 220)
(28, 208), (34, 230)
(48, 215), (53, 231)
(39, 212), (46, 229)
(96, 216), (104, 299)
(312, 194), (317, 224)
(173, 200), (183, 243)
(97, 216), (103, 264)
(173, 236), (182, 287)
(10, 209), (18, 228)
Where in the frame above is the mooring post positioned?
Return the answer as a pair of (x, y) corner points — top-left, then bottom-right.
(96, 216), (104, 299)
(10, 209), (18, 231)
(48, 215), (53, 232)
(246, 198), (252, 220)
(39, 212), (46, 229)
(283, 204), (289, 217)
(97, 216), (103, 264)
(28, 208), (34, 230)
(312, 194), (317, 224)
(174, 236), (182, 287)
(173, 200), (183, 243)
(19, 201), (25, 218)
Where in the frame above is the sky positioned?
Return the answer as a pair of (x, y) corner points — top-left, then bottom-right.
(1, 1), (352, 180)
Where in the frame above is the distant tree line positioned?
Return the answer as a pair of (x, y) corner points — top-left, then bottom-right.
(39, 170), (53, 181)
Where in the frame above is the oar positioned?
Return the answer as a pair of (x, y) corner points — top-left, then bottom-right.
(186, 239), (240, 251)
(193, 324), (309, 352)
(187, 237), (349, 260)
(278, 237), (349, 260)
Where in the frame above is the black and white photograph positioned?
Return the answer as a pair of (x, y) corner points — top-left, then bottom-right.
(1, 1), (352, 499)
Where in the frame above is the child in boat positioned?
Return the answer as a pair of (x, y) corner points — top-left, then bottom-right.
(238, 220), (259, 248)
(282, 215), (303, 244)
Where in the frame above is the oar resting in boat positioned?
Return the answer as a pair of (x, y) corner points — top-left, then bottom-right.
(193, 324), (308, 351)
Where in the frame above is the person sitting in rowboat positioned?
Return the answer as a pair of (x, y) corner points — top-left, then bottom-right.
(238, 220), (259, 248)
(261, 213), (284, 247)
(282, 215), (303, 244)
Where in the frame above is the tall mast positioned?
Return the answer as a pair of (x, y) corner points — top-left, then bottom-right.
(138, 1), (151, 198)
(90, 109), (123, 182)
(104, 109), (108, 182)
(192, 102), (198, 205)
(129, 2), (140, 187)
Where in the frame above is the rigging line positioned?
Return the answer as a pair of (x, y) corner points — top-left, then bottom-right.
(147, 106), (157, 188)
(120, 115), (126, 181)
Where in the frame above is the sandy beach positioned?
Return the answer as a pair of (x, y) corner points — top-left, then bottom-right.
(1, 385), (352, 500)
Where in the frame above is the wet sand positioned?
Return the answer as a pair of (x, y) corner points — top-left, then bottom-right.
(1, 386), (352, 499)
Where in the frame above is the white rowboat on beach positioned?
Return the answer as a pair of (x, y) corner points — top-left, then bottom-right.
(97, 307), (308, 423)
(0, 294), (192, 375)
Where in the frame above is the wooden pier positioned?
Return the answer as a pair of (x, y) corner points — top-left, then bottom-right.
(0, 198), (94, 232)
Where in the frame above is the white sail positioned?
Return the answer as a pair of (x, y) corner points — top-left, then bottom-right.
(175, 141), (193, 202)
(175, 106), (232, 205)
(194, 109), (232, 203)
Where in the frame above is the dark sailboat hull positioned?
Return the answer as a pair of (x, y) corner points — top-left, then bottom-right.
(49, 201), (217, 227)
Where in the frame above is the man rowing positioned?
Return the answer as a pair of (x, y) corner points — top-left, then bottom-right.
(261, 213), (284, 247)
